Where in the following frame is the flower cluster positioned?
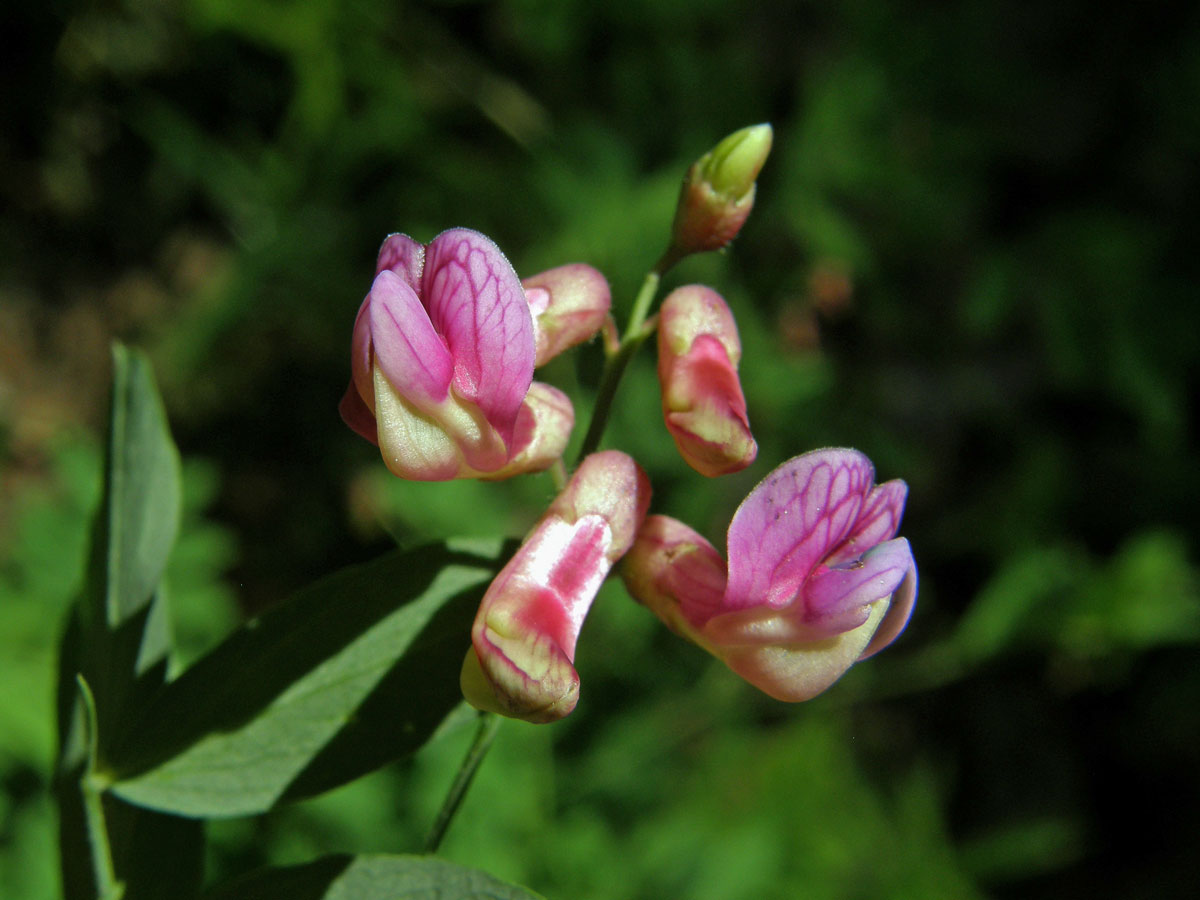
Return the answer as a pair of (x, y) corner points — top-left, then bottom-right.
(340, 126), (917, 722)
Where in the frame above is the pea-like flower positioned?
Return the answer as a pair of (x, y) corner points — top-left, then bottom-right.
(339, 228), (578, 480)
(657, 285), (757, 476)
(622, 448), (917, 701)
(461, 451), (651, 722)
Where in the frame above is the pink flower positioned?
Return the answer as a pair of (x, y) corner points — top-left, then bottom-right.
(657, 285), (757, 476)
(622, 448), (916, 701)
(339, 228), (573, 480)
(461, 451), (652, 722)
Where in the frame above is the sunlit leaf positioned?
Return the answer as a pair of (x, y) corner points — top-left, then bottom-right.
(87, 344), (181, 629)
(109, 539), (511, 817)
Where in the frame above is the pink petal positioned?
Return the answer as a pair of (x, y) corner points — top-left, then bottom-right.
(349, 295), (374, 405)
(661, 334), (756, 477)
(548, 451), (653, 564)
(826, 478), (907, 567)
(422, 228), (534, 444)
(859, 558), (918, 659)
(337, 382), (378, 445)
(724, 449), (874, 612)
(368, 270), (454, 409)
(522, 263), (612, 366)
(621, 515), (727, 631)
(485, 382), (574, 479)
(375, 233), (425, 291)
(462, 452), (649, 723)
(506, 515), (612, 660)
(803, 537), (913, 636)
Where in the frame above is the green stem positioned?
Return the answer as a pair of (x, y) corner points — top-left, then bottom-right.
(423, 712), (503, 854)
(76, 676), (124, 900)
(574, 255), (671, 463)
(81, 775), (124, 900)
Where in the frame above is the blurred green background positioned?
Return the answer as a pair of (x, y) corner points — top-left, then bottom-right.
(3, 1), (1198, 897)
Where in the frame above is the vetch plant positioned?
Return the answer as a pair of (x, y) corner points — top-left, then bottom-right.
(54, 124), (917, 899)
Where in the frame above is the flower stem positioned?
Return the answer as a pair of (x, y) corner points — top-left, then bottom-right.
(423, 712), (502, 854)
(575, 255), (672, 463)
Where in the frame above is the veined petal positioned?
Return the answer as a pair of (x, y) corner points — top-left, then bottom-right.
(375, 233), (425, 291)
(724, 449), (874, 612)
(826, 478), (908, 567)
(803, 537), (913, 635)
(423, 228), (534, 444)
(368, 270), (453, 409)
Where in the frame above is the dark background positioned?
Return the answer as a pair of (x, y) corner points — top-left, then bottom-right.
(2, 1), (1198, 897)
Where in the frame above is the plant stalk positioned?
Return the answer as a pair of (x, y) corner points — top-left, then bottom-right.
(423, 712), (503, 854)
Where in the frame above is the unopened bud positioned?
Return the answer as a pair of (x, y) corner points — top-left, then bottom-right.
(522, 264), (612, 367)
(657, 285), (757, 476)
(668, 124), (773, 259)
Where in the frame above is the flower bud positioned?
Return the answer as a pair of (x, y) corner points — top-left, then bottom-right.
(622, 448), (917, 701)
(657, 285), (757, 476)
(461, 451), (651, 722)
(668, 124), (772, 259)
(522, 264), (611, 367)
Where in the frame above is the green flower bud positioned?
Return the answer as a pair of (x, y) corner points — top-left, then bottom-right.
(667, 124), (773, 261)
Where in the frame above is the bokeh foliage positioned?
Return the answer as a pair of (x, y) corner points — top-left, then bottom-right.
(2, 0), (1198, 898)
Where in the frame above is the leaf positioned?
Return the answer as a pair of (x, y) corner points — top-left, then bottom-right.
(108, 539), (511, 817)
(88, 343), (182, 629)
(55, 345), (202, 900)
(204, 854), (544, 900)
(67, 344), (183, 752)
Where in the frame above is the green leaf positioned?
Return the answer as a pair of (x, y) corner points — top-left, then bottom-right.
(87, 343), (182, 630)
(65, 345), (183, 755)
(108, 539), (511, 817)
(55, 344), (201, 900)
(204, 854), (544, 900)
